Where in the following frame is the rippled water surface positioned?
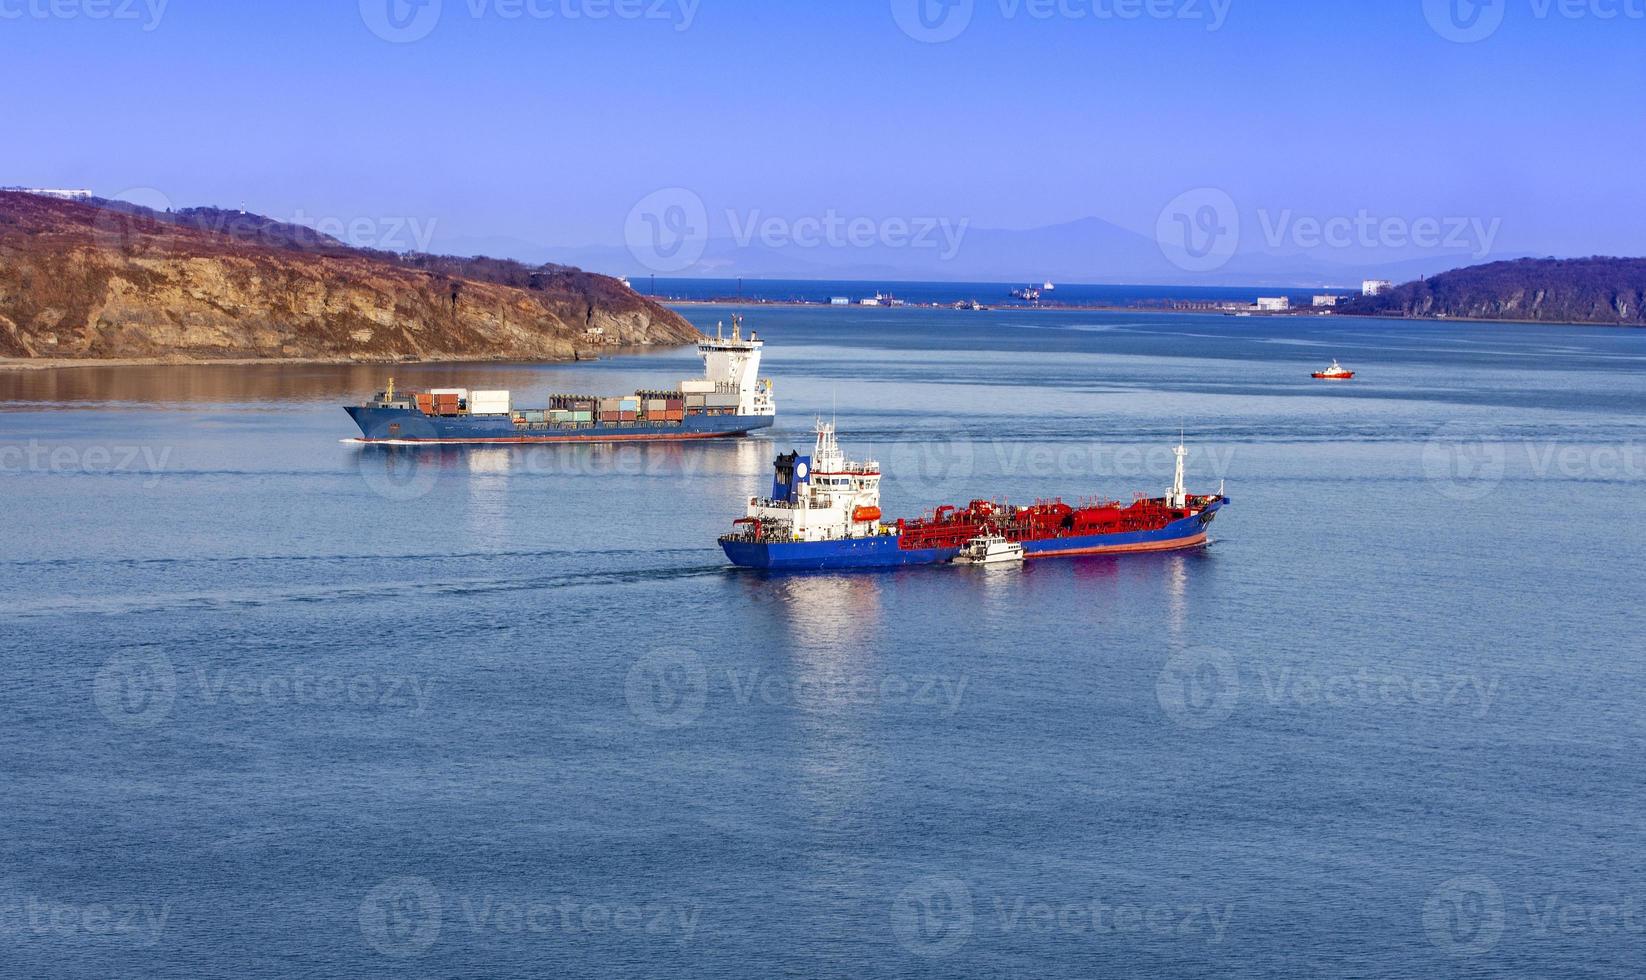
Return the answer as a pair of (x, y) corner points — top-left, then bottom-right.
(3, 306), (1644, 978)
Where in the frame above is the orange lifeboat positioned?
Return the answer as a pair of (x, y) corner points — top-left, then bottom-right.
(853, 506), (882, 524)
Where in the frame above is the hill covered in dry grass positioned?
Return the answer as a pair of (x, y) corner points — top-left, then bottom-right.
(0, 192), (701, 362)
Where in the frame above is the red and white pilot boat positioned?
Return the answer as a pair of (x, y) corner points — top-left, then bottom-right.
(1312, 359), (1356, 380)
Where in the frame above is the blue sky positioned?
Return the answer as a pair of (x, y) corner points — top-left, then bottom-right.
(4, 0), (1643, 266)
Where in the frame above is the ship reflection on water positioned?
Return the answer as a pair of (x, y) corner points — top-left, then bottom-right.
(351, 431), (770, 506)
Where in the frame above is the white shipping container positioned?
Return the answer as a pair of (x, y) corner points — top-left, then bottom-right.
(680, 380), (716, 394)
(429, 388), (470, 398)
(469, 389), (511, 414)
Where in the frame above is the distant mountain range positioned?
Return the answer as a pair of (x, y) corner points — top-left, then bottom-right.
(436, 215), (1523, 289)
(1341, 257), (1646, 325)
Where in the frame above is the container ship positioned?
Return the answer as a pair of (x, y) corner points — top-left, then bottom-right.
(344, 319), (775, 444)
(719, 422), (1229, 570)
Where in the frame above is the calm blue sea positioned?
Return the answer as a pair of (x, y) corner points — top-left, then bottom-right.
(2, 305), (1644, 978)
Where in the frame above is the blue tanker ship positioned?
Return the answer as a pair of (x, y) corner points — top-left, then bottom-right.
(720, 423), (1228, 571)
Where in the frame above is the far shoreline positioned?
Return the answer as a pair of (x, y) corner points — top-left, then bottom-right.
(663, 298), (1642, 329)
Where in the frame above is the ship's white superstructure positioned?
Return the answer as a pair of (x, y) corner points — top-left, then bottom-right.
(695, 316), (776, 417)
(740, 421), (884, 543)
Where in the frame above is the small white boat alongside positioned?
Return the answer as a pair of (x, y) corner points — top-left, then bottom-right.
(955, 534), (1025, 566)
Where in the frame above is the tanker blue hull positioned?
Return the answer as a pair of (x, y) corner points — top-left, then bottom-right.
(346, 406), (774, 444)
(720, 536), (960, 570)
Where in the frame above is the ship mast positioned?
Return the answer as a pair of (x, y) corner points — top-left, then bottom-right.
(1169, 433), (1188, 509)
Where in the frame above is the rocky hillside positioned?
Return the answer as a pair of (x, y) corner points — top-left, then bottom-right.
(1343, 257), (1646, 325)
(0, 191), (701, 361)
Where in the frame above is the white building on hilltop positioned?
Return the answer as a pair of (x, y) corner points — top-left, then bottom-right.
(1363, 279), (1394, 297)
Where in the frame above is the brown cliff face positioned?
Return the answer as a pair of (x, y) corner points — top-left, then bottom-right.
(0, 192), (701, 361)
(1342, 257), (1646, 325)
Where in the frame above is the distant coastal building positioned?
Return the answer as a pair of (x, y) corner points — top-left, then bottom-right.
(858, 297), (881, 307)
(1312, 295), (1341, 307)
(829, 297), (850, 306)
(5, 187), (94, 200)
(1257, 297), (1291, 312)
(1363, 279), (1394, 297)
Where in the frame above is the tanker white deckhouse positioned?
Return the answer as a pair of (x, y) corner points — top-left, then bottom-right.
(345, 317), (776, 444)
